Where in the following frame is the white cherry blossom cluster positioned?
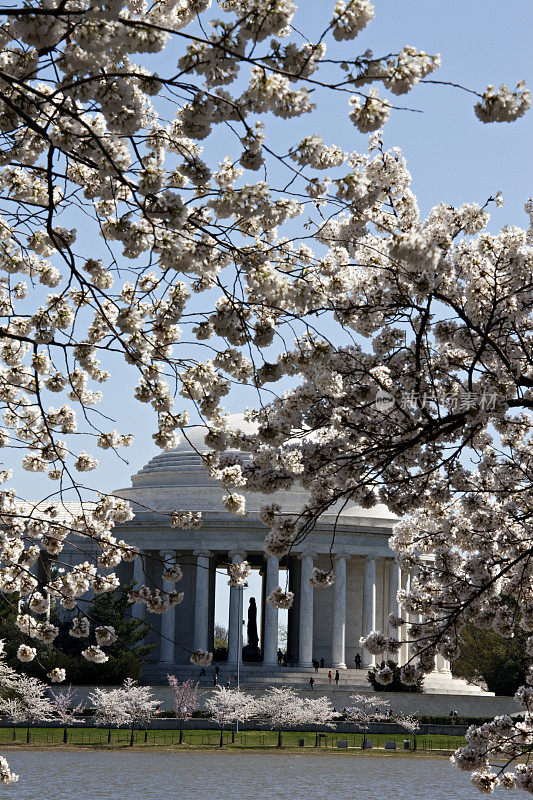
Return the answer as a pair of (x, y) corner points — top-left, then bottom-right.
(227, 560), (252, 587)
(360, 631), (400, 655)
(0, 757), (18, 784)
(475, 82), (531, 123)
(266, 587), (294, 609)
(47, 668), (66, 684)
(190, 649), (213, 667)
(128, 585), (184, 614)
(81, 645), (109, 664)
(349, 90), (392, 132)
(308, 568), (334, 588)
(70, 617), (90, 639)
(162, 563), (183, 583)
(95, 626), (118, 647)
(171, 511), (202, 529)
(16, 645), (36, 663)
(331, 0), (375, 41)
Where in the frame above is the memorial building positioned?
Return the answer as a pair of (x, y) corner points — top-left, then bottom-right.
(109, 414), (459, 685)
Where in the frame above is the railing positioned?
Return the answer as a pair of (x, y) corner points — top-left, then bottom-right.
(0, 726), (465, 750)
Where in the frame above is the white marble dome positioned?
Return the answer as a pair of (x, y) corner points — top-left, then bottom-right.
(115, 413), (396, 525)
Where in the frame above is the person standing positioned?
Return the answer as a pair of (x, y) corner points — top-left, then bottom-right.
(354, 653), (362, 669)
(213, 672), (218, 687)
(234, 669), (238, 683)
(320, 658), (325, 669)
(328, 670), (332, 685)
(335, 670), (340, 686)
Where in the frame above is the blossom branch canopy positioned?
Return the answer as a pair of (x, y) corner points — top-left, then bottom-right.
(0, 0), (529, 788)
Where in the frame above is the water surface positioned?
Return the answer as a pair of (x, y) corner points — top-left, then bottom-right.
(0, 751), (520, 800)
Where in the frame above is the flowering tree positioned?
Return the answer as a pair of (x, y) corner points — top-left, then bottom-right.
(116, 678), (160, 746)
(90, 678), (159, 746)
(205, 685), (255, 746)
(256, 686), (309, 747)
(167, 675), (198, 744)
(50, 685), (85, 744)
(397, 714), (421, 752)
(89, 685), (129, 745)
(302, 695), (335, 747)
(0, 0), (529, 788)
(0, 671), (54, 744)
(346, 693), (389, 749)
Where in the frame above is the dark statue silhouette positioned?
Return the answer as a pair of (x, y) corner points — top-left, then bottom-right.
(247, 597), (259, 648)
(242, 596), (261, 661)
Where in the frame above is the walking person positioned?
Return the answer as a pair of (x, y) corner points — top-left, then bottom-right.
(313, 658), (319, 674)
(226, 675), (231, 688)
(328, 670), (332, 685)
(309, 676), (315, 690)
(234, 669), (238, 684)
(213, 672), (218, 687)
(335, 669), (340, 686)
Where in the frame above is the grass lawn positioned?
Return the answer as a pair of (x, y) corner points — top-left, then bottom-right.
(0, 727), (466, 752)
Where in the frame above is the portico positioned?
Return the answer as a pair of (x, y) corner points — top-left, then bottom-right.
(106, 414), (446, 679)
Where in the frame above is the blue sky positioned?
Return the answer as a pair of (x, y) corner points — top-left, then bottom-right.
(6, 1), (533, 626)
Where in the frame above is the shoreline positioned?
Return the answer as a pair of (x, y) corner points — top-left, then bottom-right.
(0, 743), (454, 759)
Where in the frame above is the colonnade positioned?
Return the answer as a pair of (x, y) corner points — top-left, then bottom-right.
(129, 549), (450, 672)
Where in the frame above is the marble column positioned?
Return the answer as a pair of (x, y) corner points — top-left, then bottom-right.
(131, 552), (145, 621)
(388, 558), (401, 663)
(159, 550), (176, 663)
(331, 554), (348, 668)
(362, 556), (376, 668)
(263, 555), (279, 666)
(227, 550), (246, 664)
(298, 552), (316, 667)
(437, 654), (452, 673)
(193, 550), (212, 653)
(404, 571), (413, 664)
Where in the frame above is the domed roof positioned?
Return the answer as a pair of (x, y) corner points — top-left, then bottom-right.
(130, 413), (255, 489)
(114, 413), (397, 525)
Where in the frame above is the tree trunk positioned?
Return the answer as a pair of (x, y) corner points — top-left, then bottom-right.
(63, 725), (68, 744)
(130, 723), (135, 746)
(107, 726), (112, 745)
(277, 729), (282, 748)
(26, 723), (30, 744)
(413, 734), (417, 752)
(361, 727), (367, 749)
(144, 728), (148, 743)
(12, 727), (15, 742)
(315, 731), (318, 747)
(219, 726), (224, 747)
(231, 726), (235, 744)
(179, 722), (183, 744)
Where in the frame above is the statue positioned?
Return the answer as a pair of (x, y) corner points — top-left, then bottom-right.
(242, 596), (261, 661)
(247, 597), (259, 649)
